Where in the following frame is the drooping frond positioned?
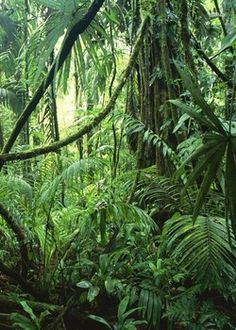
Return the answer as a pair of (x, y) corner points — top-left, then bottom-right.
(61, 156), (107, 185)
(0, 13), (18, 51)
(123, 114), (176, 164)
(39, 156), (108, 203)
(107, 201), (156, 230)
(0, 88), (22, 114)
(0, 174), (33, 207)
(28, 0), (87, 85)
(135, 173), (181, 211)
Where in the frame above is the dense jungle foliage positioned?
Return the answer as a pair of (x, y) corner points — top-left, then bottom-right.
(0, 0), (236, 329)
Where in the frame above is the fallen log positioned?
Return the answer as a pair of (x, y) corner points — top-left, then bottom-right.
(0, 294), (62, 314)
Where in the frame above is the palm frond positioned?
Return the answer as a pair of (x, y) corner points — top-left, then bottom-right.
(161, 214), (236, 290)
(174, 63), (226, 135)
(172, 69), (236, 234)
(33, 0), (74, 12)
(139, 288), (162, 328)
(125, 284), (162, 329)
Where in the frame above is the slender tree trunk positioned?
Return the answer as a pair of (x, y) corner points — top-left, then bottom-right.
(179, 0), (196, 75)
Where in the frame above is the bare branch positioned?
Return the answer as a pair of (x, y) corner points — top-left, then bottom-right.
(193, 37), (232, 87)
(213, 0), (227, 36)
(0, 260), (45, 299)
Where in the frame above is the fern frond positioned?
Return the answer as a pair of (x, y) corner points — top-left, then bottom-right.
(107, 202), (157, 230)
(62, 156), (107, 185)
(39, 156), (108, 204)
(123, 115), (176, 163)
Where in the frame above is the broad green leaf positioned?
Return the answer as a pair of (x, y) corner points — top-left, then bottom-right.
(139, 289), (149, 318)
(152, 295), (161, 327)
(173, 113), (190, 133)
(99, 254), (109, 274)
(123, 307), (143, 320)
(118, 296), (129, 322)
(147, 292), (153, 322)
(105, 276), (115, 294)
(33, 0), (66, 11)
(88, 286), (100, 302)
(20, 302), (39, 327)
(193, 144), (226, 221)
(88, 315), (112, 329)
(76, 280), (92, 289)
(220, 28), (236, 53)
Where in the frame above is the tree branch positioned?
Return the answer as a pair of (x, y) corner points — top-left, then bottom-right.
(0, 203), (28, 278)
(193, 37), (232, 87)
(213, 0), (227, 37)
(0, 0), (105, 169)
(0, 260), (44, 299)
(0, 17), (149, 163)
